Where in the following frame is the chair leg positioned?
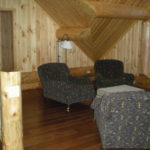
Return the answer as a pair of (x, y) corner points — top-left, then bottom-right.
(66, 105), (70, 112)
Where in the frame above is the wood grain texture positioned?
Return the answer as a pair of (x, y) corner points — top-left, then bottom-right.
(21, 71), (41, 90)
(0, 0), (150, 78)
(102, 21), (143, 75)
(56, 27), (90, 41)
(23, 89), (101, 150)
(0, 0), (57, 71)
(64, 43), (93, 68)
(23, 89), (149, 150)
(140, 21), (150, 77)
(0, 72), (23, 150)
(21, 20), (150, 89)
(0, 0), (92, 72)
(70, 66), (95, 77)
(90, 18), (136, 59)
(85, 1), (150, 19)
(135, 74), (150, 90)
(102, 20), (150, 77)
(35, 0), (94, 28)
(36, 0), (150, 60)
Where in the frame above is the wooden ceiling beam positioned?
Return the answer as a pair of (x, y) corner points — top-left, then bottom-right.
(56, 27), (91, 41)
(84, 1), (150, 20)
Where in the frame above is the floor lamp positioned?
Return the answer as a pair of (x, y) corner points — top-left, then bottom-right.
(57, 34), (73, 63)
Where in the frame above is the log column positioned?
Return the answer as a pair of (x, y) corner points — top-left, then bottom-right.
(0, 72), (23, 150)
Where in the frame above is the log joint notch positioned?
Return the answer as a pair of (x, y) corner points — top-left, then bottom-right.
(56, 27), (91, 41)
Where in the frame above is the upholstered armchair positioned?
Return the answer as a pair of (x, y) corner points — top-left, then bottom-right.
(94, 59), (134, 88)
(38, 63), (95, 111)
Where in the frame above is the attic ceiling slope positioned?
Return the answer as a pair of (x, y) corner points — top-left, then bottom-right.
(85, 0), (150, 20)
(36, 0), (95, 27)
(36, 0), (150, 61)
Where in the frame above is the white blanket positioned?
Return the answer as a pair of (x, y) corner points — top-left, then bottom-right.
(97, 85), (144, 98)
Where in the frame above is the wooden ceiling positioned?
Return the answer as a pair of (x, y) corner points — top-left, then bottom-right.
(36, 0), (150, 61)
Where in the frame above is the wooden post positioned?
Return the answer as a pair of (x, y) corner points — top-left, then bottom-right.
(0, 72), (23, 150)
(0, 73), (1, 147)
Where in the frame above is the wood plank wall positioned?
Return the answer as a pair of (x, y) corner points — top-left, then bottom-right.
(21, 19), (150, 90)
(101, 20), (150, 77)
(0, 0), (92, 72)
(0, 0), (57, 71)
(0, 0), (150, 84)
(62, 44), (93, 68)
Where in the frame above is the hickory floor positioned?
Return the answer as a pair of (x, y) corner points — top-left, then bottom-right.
(0, 89), (148, 150)
(23, 89), (101, 150)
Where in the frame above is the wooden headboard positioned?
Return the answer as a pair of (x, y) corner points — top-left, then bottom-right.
(135, 74), (150, 91)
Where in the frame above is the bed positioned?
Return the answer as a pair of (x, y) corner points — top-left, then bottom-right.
(91, 85), (150, 149)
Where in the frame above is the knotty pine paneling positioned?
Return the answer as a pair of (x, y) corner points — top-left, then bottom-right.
(37, 0), (150, 60)
(102, 20), (150, 77)
(1, 0), (150, 78)
(102, 21), (142, 75)
(64, 44), (93, 68)
(0, 0), (58, 71)
(0, 0), (92, 72)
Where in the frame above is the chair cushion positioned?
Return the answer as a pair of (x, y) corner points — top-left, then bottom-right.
(95, 59), (124, 78)
(38, 63), (69, 81)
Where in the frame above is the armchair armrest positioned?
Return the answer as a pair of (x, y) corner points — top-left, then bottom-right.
(95, 73), (108, 88)
(68, 76), (92, 85)
(96, 73), (135, 88)
(123, 73), (134, 85)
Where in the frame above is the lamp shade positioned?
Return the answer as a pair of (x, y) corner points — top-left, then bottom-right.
(61, 40), (73, 50)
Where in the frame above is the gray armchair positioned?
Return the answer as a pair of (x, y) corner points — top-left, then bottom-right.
(38, 63), (95, 111)
(94, 59), (134, 88)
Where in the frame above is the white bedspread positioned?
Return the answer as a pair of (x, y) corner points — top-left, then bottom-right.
(97, 85), (144, 98)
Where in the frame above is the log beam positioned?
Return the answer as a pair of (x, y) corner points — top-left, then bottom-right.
(0, 72), (23, 150)
(56, 27), (90, 41)
(85, 0), (150, 20)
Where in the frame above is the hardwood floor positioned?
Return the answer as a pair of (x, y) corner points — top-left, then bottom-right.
(0, 89), (149, 150)
(23, 89), (101, 150)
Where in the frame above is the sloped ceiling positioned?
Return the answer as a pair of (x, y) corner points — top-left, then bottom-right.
(35, 0), (150, 61)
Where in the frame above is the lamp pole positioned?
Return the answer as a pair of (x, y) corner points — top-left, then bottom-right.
(56, 40), (61, 63)
(56, 34), (73, 63)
